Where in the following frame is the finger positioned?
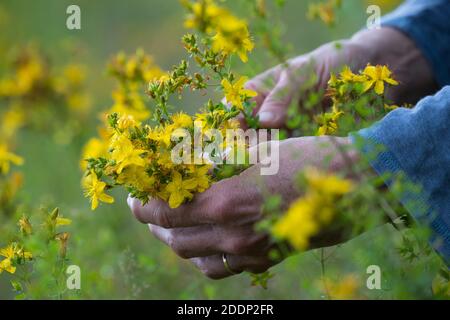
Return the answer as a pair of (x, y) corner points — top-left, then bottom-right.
(149, 224), (218, 258)
(257, 71), (294, 128)
(191, 254), (273, 279)
(128, 194), (214, 228)
(128, 173), (262, 227)
(149, 223), (271, 259)
(247, 139), (281, 164)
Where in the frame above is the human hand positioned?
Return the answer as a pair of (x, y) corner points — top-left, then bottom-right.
(128, 136), (364, 279)
(245, 27), (437, 129)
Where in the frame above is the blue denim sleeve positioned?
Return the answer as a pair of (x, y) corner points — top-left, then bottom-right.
(381, 0), (450, 87)
(352, 86), (450, 265)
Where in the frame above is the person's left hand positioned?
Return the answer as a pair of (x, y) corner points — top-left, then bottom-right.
(128, 136), (361, 279)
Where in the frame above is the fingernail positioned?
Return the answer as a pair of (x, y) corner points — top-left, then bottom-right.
(258, 111), (274, 124)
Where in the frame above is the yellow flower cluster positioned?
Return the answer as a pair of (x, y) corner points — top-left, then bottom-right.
(0, 143), (24, 175)
(183, 0), (254, 62)
(0, 171), (23, 211)
(307, 0), (342, 26)
(316, 64), (399, 135)
(272, 168), (353, 250)
(320, 274), (360, 300)
(108, 49), (166, 84)
(0, 243), (32, 274)
(361, 64), (399, 95)
(0, 47), (47, 98)
(0, 208), (71, 276)
(107, 49), (166, 121)
(80, 50), (166, 171)
(83, 105), (241, 209)
(0, 143), (24, 211)
(0, 45), (91, 140)
(82, 3), (258, 211)
(222, 76), (257, 111)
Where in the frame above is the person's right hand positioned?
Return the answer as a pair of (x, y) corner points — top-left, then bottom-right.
(245, 27), (437, 129)
(244, 41), (364, 129)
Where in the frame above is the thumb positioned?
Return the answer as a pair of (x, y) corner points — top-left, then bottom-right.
(257, 72), (294, 128)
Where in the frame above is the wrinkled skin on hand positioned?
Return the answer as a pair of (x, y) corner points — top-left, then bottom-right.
(128, 136), (360, 279)
(245, 27), (437, 129)
(128, 27), (436, 279)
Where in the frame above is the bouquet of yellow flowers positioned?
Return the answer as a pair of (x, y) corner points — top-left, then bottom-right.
(82, 1), (258, 210)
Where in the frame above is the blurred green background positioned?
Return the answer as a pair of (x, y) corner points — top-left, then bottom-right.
(0, 0), (443, 299)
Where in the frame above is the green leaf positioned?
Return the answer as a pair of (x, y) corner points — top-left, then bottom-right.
(11, 280), (23, 292)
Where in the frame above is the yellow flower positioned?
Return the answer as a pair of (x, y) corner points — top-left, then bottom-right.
(18, 216), (32, 235)
(56, 216), (72, 226)
(165, 171), (197, 208)
(0, 256), (16, 274)
(1, 106), (25, 139)
(117, 114), (139, 131)
(0, 244), (16, 260)
(0, 244), (18, 274)
(171, 112), (193, 128)
(272, 195), (319, 250)
(212, 15), (254, 62)
(143, 67), (166, 83)
(183, 0), (228, 33)
(362, 64), (398, 95)
(222, 76), (257, 110)
(188, 165), (211, 192)
(308, 3), (336, 26)
(63, 64), (86, 86)
(328, 72), (338, 87)
(0, 143), (24, 175)
(148, 124), (177, 148)
(272, 168), (353, 250)
(80, 137), (109, 170)
(16, 55), (46, 95)
(305, 167), (353, 196)
(67, 93), (92, 113)
(125, 58), (138, 79)
(0, 78), (19, 97)
(83, 171), (115, 210)
(110, 87), (150, 122)
(0, 243), (32, 274)
(339, 66), (365, 83)
(110, 135), (147, 174)
(315, 107), (344, 136)
(1, 172), (23, 203)
(322, 274), (359, 300)
(45, 208), (72, 230)
(156, 149), (175, 170)
(109, 49), (164, 83)
(117, 165), (155, 192)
